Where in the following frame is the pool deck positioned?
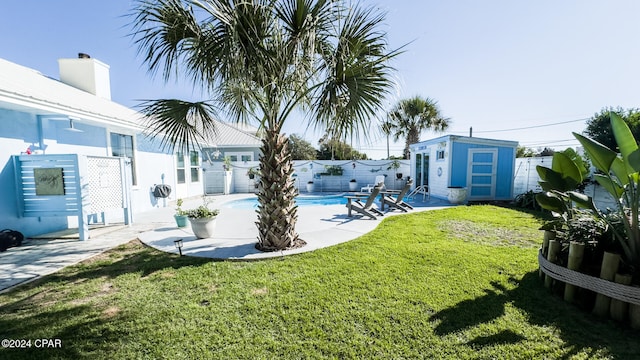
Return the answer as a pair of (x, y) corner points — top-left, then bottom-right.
(139, 193), (452, 260)
(0, 192), (451, 292)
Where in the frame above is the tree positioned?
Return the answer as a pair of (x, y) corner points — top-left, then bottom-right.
(387, 96), (450, 159)
(516, 145), (536, 158)
(380, 118), (393, 159)
(584, 107), (640, 151)
(316, 137), (368, 160)
(130, 0), (399, 251)
(538, 147), (555, 157)
(288, 134), (316, 160)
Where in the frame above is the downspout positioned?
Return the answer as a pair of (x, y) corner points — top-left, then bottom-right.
(36, 115), (46, 153)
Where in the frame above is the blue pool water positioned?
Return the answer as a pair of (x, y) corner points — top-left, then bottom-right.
(222, 194), (348, 209)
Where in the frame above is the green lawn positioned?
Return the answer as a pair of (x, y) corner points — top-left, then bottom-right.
(0, 205), (638, 359)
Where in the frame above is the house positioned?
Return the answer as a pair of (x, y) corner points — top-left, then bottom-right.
(409, 135), (518, 202)
(199, 122), (262, 195)
(0, 55), (260, 239)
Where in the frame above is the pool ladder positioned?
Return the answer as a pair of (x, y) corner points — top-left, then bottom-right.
(407, 185), (430, 201)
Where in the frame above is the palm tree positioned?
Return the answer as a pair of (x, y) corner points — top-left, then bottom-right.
(130, 0), (399, 251)
(387, 96), (450, 159)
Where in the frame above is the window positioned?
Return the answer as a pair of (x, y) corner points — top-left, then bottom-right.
(176, 152), (185, 184)
(436, 150), (445, 160)
(110, 133), (137, 185)
(224, 152), (253, 162)
(190, 151), (200, 183)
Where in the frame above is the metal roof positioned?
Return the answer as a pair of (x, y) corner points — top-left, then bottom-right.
(410, 134), (518, 149)
(206, 121), (262, 147)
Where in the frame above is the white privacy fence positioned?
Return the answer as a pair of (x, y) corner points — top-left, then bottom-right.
(513, 156), (617, 210)
(513, 156), (552, 195)
(219, 159), (411, 194)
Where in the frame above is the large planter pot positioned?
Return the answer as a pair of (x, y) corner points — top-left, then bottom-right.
(306, 182), (315, 193)
(174, 214), (189, 228)
(447, 187), (467, 204)
(223, 170), (233, 194)
(189, 217), (217, 239)
(349, 181), (358, 191)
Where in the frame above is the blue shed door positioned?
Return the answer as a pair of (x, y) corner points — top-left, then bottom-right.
(467, 149), (497, 200)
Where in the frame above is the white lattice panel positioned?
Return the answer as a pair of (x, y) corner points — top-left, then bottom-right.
(87, 157), (123, 212)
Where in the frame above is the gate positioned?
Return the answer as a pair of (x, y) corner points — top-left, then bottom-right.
(204, 170), (225, 195)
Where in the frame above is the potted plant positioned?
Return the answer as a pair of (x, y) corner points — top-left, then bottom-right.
(184, 200), (220, 239)
(174, 198), (188, 228)
(222, 155), (232, 171)
(247, 167), (259, 180)
(387, 159), (402, 187)
(349, 178), (358, 191)
(306, 180), (314, 193)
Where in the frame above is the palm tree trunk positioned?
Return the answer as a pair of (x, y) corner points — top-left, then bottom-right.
(404, 128), (420, 160)
(386, 134), (390, 160)
(255, 129), (304, 251)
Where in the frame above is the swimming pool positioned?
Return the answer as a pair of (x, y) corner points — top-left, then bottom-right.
(222, 194), (348, 209)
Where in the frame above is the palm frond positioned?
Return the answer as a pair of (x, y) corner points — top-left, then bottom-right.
(139, 99), (219, 154)
(311, 4), (401, 142)
(129, 0), (202, 81)
(388, 96), (450, 138)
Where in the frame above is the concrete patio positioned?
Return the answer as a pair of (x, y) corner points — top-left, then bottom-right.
(140, 193), (451, 260)
(0, 193), (451, 292)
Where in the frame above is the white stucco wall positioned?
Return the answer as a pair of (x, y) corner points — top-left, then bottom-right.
(410, 139), (452, 200)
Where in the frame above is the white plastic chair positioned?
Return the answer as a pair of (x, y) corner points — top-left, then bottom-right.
(360, 175), (386, 193)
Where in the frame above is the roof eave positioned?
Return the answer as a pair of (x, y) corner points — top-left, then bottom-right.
(0, 90), (143, 131)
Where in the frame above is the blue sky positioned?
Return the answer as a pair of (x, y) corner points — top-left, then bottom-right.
(1, 1), (639, 159)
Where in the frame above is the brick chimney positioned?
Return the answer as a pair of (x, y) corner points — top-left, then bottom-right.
(58, 53), (111, 100)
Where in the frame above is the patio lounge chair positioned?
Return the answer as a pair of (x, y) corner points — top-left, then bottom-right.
(360, 175), (386, 193)
(381, 180), (414, 212)
(345, 184), (384, 220)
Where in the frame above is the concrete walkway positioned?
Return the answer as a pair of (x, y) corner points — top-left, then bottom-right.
(0, 193), (451, 293)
